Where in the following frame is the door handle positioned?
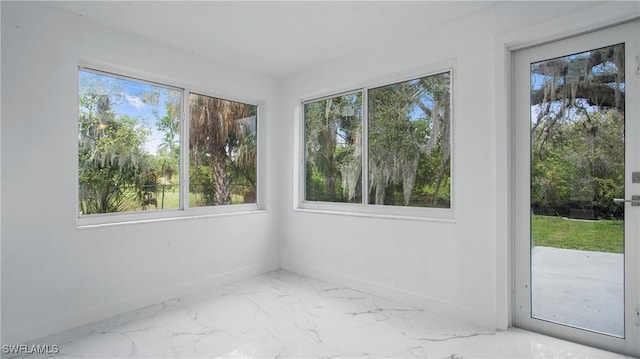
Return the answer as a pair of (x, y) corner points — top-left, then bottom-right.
(613, 195), (640, 206)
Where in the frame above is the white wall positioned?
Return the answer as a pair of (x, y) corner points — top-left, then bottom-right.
(277, 1), (639, 330)
(1, 2), (280, 344)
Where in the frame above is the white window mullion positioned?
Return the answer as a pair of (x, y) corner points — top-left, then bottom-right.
(300, 104), (307, 203)
(181, 90), (190, 211)
(361, 90), (369, 205)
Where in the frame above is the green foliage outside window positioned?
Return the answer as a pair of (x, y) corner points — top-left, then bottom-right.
(78, 69), (258, 216)
(368, 73), (451, 207)
(303, 71), (451, 208)
(530, 44), (625, 220)
(304, 92), (362, 203)
(78, 71), (176, 215)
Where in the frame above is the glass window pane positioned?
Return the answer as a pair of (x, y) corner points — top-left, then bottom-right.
(189, 93), (257, 207)
(78, 70), (182, 215)
(530, 44), (625, 337)
(368, 72), (451, 207)
(304, 92), (363, 203)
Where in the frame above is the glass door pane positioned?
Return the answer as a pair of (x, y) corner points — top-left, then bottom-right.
(529, 44), (625, 337)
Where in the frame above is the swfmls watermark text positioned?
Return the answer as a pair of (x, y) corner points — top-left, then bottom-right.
(2, 344), (60, 355)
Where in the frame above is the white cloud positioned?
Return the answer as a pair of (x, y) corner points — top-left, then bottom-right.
(124, 93), (145, 110)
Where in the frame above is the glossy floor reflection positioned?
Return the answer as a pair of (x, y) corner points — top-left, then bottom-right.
(12, 270), (628, 359)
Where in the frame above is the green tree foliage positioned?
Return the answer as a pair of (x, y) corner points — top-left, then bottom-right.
(532, 110), (624, 218)
(303, 73), (451, 207)
(368, 73), (451, 206)
(155, 99), (181, 183)
(78, 92), (153, 214)
(231, 130), (257, 191)
(304, 93), (362, 202)
(531, 44), (625, 219)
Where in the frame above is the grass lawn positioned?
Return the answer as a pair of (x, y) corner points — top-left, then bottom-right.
(532, 215), (623, 253)
(144, 189), (248, 209)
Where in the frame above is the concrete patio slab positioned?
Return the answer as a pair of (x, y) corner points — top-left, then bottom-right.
(531, 246), (624, 337)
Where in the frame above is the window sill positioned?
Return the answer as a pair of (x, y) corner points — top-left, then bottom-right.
(295, 202), (456, 223)
(77, 205), (265, 230)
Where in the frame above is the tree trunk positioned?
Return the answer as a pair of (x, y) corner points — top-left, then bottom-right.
(211, 147), (231, 205)
(431, 164), (447, 206)
(327, 172), (336, 201)
(375, 180), (385, 205)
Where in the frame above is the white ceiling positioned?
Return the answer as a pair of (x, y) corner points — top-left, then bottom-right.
(45, 1), (500, 77)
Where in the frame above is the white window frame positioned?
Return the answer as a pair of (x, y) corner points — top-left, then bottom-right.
(77, 64), (263, 229)
(297, 63), (456, 221)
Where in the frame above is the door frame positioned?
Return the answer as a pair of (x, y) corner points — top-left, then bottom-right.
(494, 6), (640, 335)
(511, 20), (640, 356)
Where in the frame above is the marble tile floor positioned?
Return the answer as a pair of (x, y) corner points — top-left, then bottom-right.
(8, 270), (632, 359)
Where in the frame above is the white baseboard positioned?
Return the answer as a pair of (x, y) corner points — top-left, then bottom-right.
(284, 263), (495, 330)
(3, 263), (277, 345)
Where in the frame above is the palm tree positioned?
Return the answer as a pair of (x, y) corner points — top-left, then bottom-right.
(189, 94), (251, 205)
